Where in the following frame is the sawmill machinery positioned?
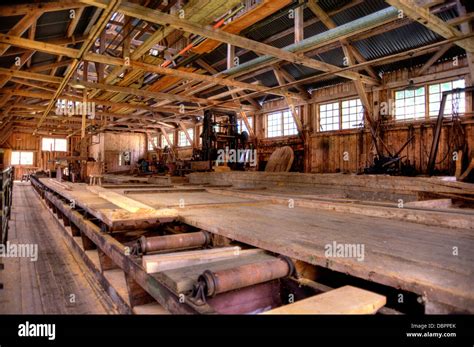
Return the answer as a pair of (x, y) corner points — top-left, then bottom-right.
(198, 109), (252, 170)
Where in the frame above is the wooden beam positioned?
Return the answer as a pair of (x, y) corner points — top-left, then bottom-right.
(239, 111), (255, 138)
(0, 67), (62, 84)
(294, 1), (304, 43)
(386, 0), (474, 52)
(178, 121), (194, 148)
(35, 0), (121, 132)
(416, 43), (454, 76)
(227, 44), (235, 70)
(26, 59), (74, 73)
(1, 88), (203, 116)
(447, 12), (474, 27)
(0, 12), (41, 56)
(0, 34), (300, 100)
(0, 2), (87, 16)
(91, 0), (241, 101)
(69, 80), (249, 108)
(276, 66), (311, 99)
(306, 0), (376, 124)
(455, 1), (474, 83)
(273, 67), (305, 138)
(81, 0), (379, 85)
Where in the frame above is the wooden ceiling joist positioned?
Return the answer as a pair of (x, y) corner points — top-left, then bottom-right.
(81, 0), (378, 86)
(386, 0), (474, 53)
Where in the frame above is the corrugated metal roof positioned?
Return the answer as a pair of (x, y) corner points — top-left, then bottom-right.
(200, 0), (463, 93)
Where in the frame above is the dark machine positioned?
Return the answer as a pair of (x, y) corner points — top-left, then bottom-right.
(198, 109), (251, 170)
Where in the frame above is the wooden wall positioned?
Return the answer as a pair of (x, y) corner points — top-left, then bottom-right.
(89, 132), (146, 173)
(257, 57), (473, 175)
(0, 132), (81, 180)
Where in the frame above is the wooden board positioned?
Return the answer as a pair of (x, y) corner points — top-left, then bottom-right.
(263, 285), (386, 314)
(36, 178), (179, 229)
(0, 183), (116, 314)
(143, 246), (243, 273)
(179, 203), (474, 312)
(87, 185), (156, 213)
(33, 175), (474, 312)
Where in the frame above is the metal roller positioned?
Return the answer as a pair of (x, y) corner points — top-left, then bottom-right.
(139, 231), (210, 254)
(192, 256), (294, 302)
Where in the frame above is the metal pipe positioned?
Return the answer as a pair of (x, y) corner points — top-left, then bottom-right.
(139, 231), (210, 254)
(199, 256), (294, 297)
(223, 7), (400, 77)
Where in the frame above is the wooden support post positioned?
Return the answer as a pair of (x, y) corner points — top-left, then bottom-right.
(294, 1), (304, 43)
(70, 223), (81, 237)
(178, 121), (194, 148)
(227, 44), (235, 69)
(81, 232), (97, 251)
(97, 248), (119, 272)
(124, 272), (156, 308)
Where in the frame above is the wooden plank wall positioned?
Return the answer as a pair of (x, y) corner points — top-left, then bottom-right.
(90, 132), (146, 173)
(258, 58), (473, 175)
(0, 132), (81, 180)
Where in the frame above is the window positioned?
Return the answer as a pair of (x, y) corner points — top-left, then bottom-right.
(428, 79), (465, 117)
(342, 99), (364, 129)
(148, 135), (158, 150)
(161, 133), (174, 148)
(395, 87), (425, 121)
(178, 128), (194, 147)
(267, 112), (282, 138)
(266, 109), (298, 138)
(11, 151), (34, 165)
(42, 137), (67, 152)
(237, 116), (253, 134)
(283, 110), (298, 136)
(319, 102), (340, 131)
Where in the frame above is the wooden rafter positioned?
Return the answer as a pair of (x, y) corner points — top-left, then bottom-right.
(81, 0), (379, 86)
(386, 0), (474, 53)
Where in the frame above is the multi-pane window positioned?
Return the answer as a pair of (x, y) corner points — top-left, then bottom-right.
(283, 110), (298, 136)
(266, 112), (283, 138)
(428, 79), (465, 117)
(161, 133), (174, 148)
(237, 116), (253, 134)
(342, 99), (364, 129)
(148, 135), (158, 150)
(319, 102), (340, 131)
(266, 109), (298, 138)
(178, 128), (194, 147)
(11, 151), (34, 165)
(395, 87), (425, 121)
(42, 137), (67, 152)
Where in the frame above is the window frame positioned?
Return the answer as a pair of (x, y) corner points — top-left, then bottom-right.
(265, 108), (298, 138)
(41, 137), (68, 152)
(177, 128), (194, 147)
(11, 151), (34, 166)
(161, 132), (174, 148)
(148, 135), (159, 151)
(391, 78), (466, 122)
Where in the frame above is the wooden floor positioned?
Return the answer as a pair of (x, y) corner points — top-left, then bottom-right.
(32, 176), (474, 313)
(0, 182), (117, 314)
